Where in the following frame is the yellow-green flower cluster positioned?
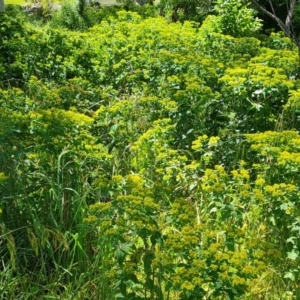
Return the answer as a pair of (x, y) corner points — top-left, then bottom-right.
(255, 176), (265, 186)
(191, 135), (208, 151)
(231, 169), (250, 180)
(208, 136), (220, 147)
(0, 172), (8, 183)
(264, 183), (297, 197)
(83, 215), (98, 224)
(89, 202), (112, 213)
(169, 199), (196, 226)
(180, 281), (195, 291)
(252, 188), (264, 201)
(278, 151), (300, 165)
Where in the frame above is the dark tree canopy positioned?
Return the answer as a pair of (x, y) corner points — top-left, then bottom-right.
(250, 0), (300, 47)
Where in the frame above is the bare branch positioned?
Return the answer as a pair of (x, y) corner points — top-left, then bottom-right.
(269, 0), (276, 16)
(250, 0), (291, 36)
(285, 0), (297, 33)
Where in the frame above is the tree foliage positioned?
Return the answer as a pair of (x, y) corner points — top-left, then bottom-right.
(215, 0), (262, 37)
(250, 0), (300, 56)
(158, 0), (212, 22)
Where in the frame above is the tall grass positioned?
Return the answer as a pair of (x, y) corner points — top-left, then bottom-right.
(0, 149), (115, 298)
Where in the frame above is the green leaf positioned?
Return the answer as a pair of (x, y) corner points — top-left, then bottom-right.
(145, 276), (154, 290)
(286, 237), (296, 245)
(188, 182), (197, 191)
(143, 251), (154, 274)
(287, 250), (298, 261)
(116, 249), (125, 265)
(115, 293), (125, 300)
(253, 89), (264, 95)
(150, 231), (163, 247)
(121, 242), (134, 253)
(284, 272), (295, 281)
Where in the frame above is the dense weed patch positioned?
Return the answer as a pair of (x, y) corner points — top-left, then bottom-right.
(0, 5), (300, 299)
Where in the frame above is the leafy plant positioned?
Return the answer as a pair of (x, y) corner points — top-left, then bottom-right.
(159, 0), (212, 23)
(215, 0), (262, 37)
(0, 8), (299, 299)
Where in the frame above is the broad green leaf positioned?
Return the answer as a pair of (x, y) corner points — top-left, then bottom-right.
(287, 250), (298, 261)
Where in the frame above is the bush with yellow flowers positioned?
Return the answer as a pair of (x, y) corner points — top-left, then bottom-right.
(1, 6), (300, 299)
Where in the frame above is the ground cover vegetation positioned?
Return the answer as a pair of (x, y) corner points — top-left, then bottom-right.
(1, 0), (300, 299)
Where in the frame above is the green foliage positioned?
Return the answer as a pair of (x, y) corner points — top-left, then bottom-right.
(0, 8), (30, 84)
(1, 9), (300, 299)
(50, 0), (86, 30)
(159, 0), (212, 23)
(80, 5), (121, 28)
(215, 0), (262, 37)
(245, 131), (300, 292)
(86, 168), (267, 299)
(262, 31), (297, 51)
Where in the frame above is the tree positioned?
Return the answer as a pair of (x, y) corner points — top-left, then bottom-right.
(250, 0), (300, 52)
(215, 0), (262, 37)
(137, 0), (153, 5)
(0, 0), (5, 12)
(159, 0), (212, 22)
